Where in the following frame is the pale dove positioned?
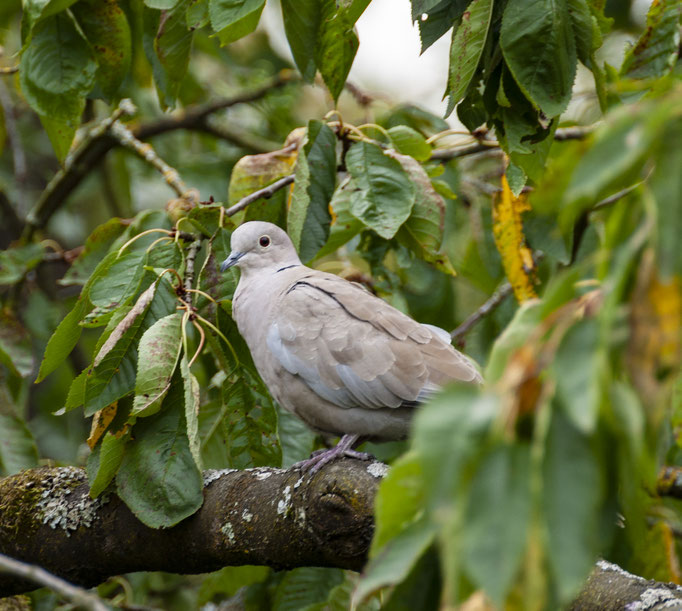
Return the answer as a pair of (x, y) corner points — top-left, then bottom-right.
(221, 221), (482, 470)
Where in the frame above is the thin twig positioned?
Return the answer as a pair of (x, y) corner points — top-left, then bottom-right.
(133, 70), (297, 141)
(23, 75), (295, 237)
(554, 125), (597, 141)
(430, 141), (497, 161)
(430, 125), (594, 162)
(0, 66), (18, 75)
(0, 553), (109, 611)
(23, 100), (137, 240)
(450, 282), (514, 344)
(591, 180), (643, 211)
(224, 174), (295, 217)
(183, 240), (202, 306)
(110, 121), (196, 201)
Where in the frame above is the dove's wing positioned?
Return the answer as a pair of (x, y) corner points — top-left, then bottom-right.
(265, 271), (481, 410)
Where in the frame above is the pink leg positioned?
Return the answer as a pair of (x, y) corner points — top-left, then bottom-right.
(294, 434), (373, 474)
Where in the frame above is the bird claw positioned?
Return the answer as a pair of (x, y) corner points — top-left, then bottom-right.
(294, 445), (373, 474)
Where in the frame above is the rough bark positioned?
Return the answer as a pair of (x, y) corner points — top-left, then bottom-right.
(570, 560), (682, 610)
(2, 462), (682, 609)
(0, 460), (385, 597)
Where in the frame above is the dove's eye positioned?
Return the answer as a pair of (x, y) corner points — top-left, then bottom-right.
(259, 235), (271, 247)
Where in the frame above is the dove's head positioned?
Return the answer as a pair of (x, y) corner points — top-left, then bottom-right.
(221, 221), (301, 275)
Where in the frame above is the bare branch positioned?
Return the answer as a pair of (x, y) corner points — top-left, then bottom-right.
(0, 554), (109, 611)
(450, 282), (514, 345)
(224, 174), (295, 217)
(22, 73), (296, 236)
(0, 66), (18, 75)
(110, 120), (196, 201)
(430, 125), (594, 162)
(0, 461), (380, 597)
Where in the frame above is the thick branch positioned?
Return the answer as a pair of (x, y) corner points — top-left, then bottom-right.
(0, 461), (382, 597)
(569, 560), (682, 610)
(1, 464), (681, 609)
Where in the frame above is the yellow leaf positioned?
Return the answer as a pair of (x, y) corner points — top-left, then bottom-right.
(492, 174), (537, 303)
(227, 146), (297, 206)
(87, 402), (118, 450)
(627, 249), (681, 404)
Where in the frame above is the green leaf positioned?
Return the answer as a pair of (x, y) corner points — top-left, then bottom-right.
(462, 444), (531, 606)
(392, 152), (456, 276)
(220, 366), (281, 468)
(20, 13), (98, 159)
(85, 284), (158, 416)
(61, 368), (87, 414)
(372, 452), (425, 553)
(89, 428), (130, 497)
(0, 310), (34, 378)
(417, 0), (469, 53)
(287, 120), (337, 262)
(273, 567), (344, 611)
(71, 0), (132, 100)
(131, 312), (184, 417)
(89, 250), (146, 310)
(277, 406), (315, 468)
(314, 179), (365, 260)
(651, 117), (682, 278)
(209, 0), (266, 45)
(562, 111), (658, 234)
(413, 387), (498, 511)
(500, 0), (577, 117)
(227, 151), (295, 206)
(36, 297), (90, 383)
(187, 0), (209, 28)
(552, 318), (600, 434)
(116, 374), (203, 528)
(620, 0), (681, 80)
(143, 0), (194, 109)
(0, 382), (39, 476)
(181, 355), (202, 469)
(387, 125), (431, 162)
(485, 301), (543, 382)
(543, 406), (605, 603)
(0, 243), (45, 286)
(353, 519), (437, 605)
(567, 0), (601, 65)
(197, 566), (270, 606)
(59, 218), (129, 287)
(316, 1), (359, 102)
(21, 0), (80, 39)
(280, 0), (323, 82)
(444, 0), (493, 116)
(346, 141), (416, 239)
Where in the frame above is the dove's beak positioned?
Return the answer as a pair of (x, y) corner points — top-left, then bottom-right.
(220, 251), (245, 272)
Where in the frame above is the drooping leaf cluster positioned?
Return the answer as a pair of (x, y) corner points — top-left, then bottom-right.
(0, 0), (681, 608)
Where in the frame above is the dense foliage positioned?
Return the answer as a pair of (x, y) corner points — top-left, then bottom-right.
(0, 0), (681, 608)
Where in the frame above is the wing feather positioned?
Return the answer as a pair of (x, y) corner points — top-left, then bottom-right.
(267, 272), (481, 410)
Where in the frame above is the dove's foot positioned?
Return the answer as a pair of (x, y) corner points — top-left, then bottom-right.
(294, 434), (373, 474)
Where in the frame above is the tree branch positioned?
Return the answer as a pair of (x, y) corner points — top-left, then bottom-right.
(0, 461), (381, 597)
(22, 72), (296, 237)
(450, 282), (514, 345)
(430, 126), (594, 162)
(224, 174), (295, 217)
(1, 463), (681, 609)
(0, 554), (108, 611)
(569, 560), (682, 610)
